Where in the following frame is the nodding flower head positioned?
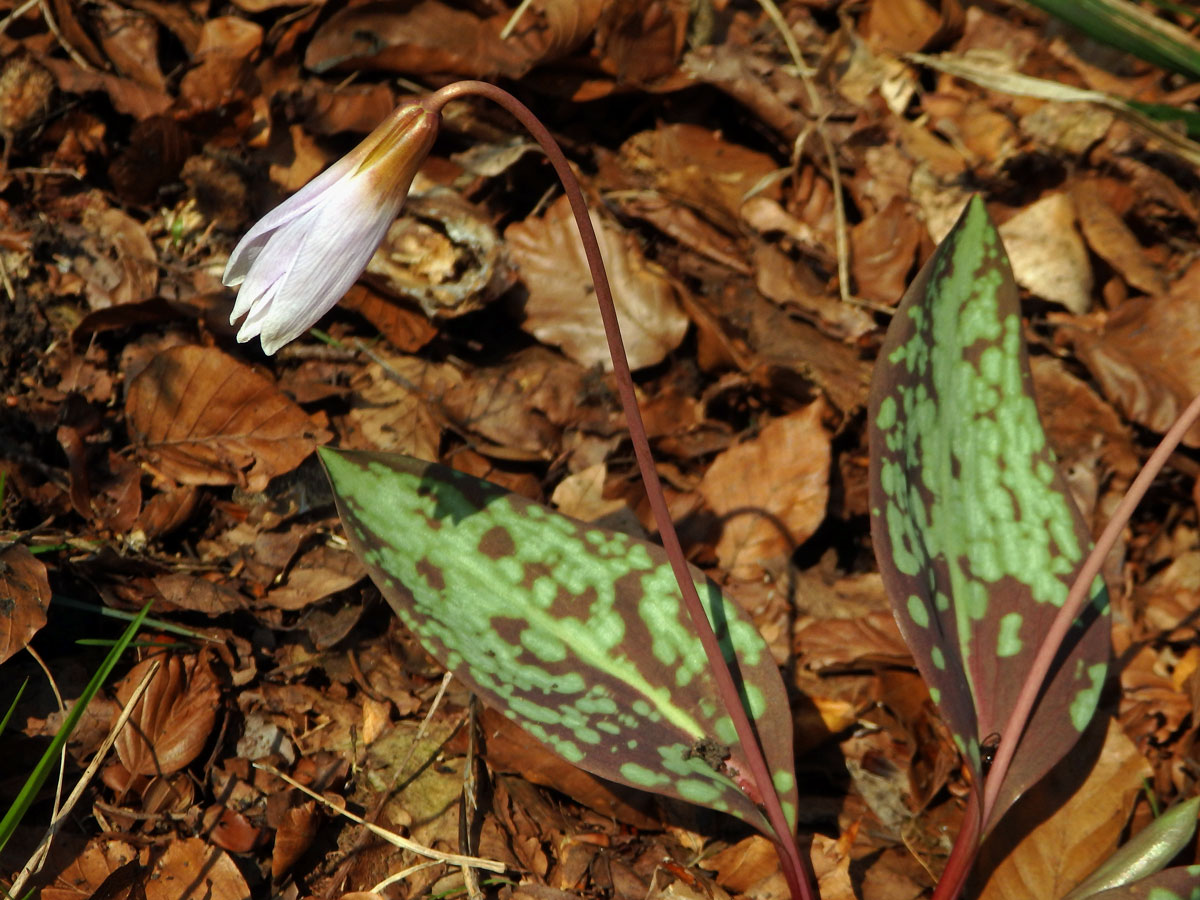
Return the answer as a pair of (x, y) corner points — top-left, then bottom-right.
(222, 101), (440, 355)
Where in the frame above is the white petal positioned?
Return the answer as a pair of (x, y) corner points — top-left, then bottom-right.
(222, 154), (360, 287)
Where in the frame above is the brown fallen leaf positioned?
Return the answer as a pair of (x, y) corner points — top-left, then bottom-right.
(1071, 180), (1166, 298)
(998, 192), (1093, 314)
(365, 188), (514, 320)
(699, 400), (831, 579)
(271, 799), (320, 880)
(304, 0), (546, 79)
(178, 17), (262, 110)
(126, 345), (331, 491)
(142, 837), (250, 900)
(441, 347), (586, 460)
(263, 542), (366, 611)
(0, 544), (51, 665)
(505, 194), (688, 370)
(977, 718), (1150, 900)
(41, 837), (139, 900)
(594, 0), (688, 86)
(114, 649), (221, 778)
(851, 195), (923, 305)
(618, 123), (780, 233)
(1070, 259), (1200, 446)
(863, 0), (963, 54)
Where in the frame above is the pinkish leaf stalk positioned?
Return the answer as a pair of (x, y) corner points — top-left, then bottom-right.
(223, 80), (816, 900)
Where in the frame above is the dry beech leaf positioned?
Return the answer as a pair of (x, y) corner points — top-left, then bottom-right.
(114, 650), (221, 777)
(619, 123), (779, 232)
(304, 1), (548, 79)
(263, 542), (366, 611)
(440, 347), (585, 459)
(997, 192), (1093, 314)
(0, 544), (51, 665)
(271, 800), (320, 880)
(178, 17), (262, 110)
(144, 837), (250, 900)
(505, 194), (688, 370)
(851, 195), (922, 305)
(152, 573), (246, 615)
(699, 400), (831, 578)
(41, 838), (138, 900)
(346, 352), (458, 459)
(1071, 182), (1166, 297)
(126, 345), (331, 491)
(594, 0), (688, 85)
(978, 718), (1150, 900)
(1071, 259), (1200, 446)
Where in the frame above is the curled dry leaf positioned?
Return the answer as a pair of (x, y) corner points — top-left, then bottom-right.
(1071, 181), (1166, 298)
(618, 123), (779, 233)
(263, 542), (366, 611)
(365, 188), (514, 319)
(0, 544), (51, 665)
(305, 1), (545, 78)
(505, 194), (688, 370)
(114, 649), (221, 778)
(699, 400), (831, 579)
(178, 17), (262, 110)
(126, 345), (331, 491)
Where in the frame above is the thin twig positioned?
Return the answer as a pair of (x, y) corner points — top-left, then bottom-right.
(500, 0), (536, 39)
(10, 660), (161, 896)
(37, 0), (95, 72)
(253, 763), (507, 873)
(0, 0), (40, 36)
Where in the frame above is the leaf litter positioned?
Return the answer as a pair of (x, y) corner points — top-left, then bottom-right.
(1, 1), (1200, 899)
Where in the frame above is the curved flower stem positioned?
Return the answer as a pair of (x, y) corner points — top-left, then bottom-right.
(983, 387), (1200, 831)
(426, 81), (815, 900)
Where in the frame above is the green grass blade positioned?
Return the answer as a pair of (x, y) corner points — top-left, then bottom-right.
(1026, 0), (1200, 79)
(0, 681), (28, 741)
(0, 602), (152, 854)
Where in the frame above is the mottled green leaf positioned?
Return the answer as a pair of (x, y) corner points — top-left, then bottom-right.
(319, 448), (797, 833)
(867, 196), (1110, 828)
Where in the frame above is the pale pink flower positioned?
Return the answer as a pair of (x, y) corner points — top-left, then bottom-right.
(223, 102), (439, 355)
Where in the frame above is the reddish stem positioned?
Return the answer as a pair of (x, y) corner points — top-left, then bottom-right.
(426, 81), (815, 900)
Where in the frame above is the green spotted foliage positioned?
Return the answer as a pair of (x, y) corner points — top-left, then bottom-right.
(320, 448), (798, 834)
(868, 196), (1111, 830)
